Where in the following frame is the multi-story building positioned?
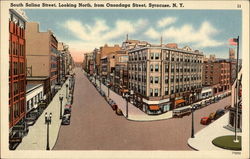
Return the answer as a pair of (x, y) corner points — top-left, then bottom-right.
(9, 9), (28, 150)
(202, 59), (231, 96)
(128, 44), (203, 115)
(99, 44), (121, 78)
(83, 52), (94, 75)
(58, 42), (72, 83)
(114, 50), (129, 95)
(25, 22), (59, 100)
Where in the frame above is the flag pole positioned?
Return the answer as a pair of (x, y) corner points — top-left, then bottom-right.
(234, 36), (239, 143)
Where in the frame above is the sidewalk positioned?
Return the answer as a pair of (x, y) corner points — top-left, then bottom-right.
(188, 112), (242, 151)
(16, 79), (70, 150)
(88, 76), (173, 122)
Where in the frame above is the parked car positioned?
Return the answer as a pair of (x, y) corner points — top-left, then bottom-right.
(110, 103), (118, 111)
(192, 104), (201, 110)
(61, 114), (71, 125)
(64, 108), (71, 116)
(200, 117), (211, 125)
(65, 104), (72, 110)
(214, 109), (225, 120)
(224, 105), (231, 110)
(100, 90), (105, 97)
(208, 112), (216, 120)
(116, 108), (123, 116)
(25, 117), (36, 126)
(205, 100), (211, 106)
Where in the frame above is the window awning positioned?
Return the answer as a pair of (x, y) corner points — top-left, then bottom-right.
(121, 89), (129, 93)
(175, 99), (185, 105)
(149, 105), (160, 110)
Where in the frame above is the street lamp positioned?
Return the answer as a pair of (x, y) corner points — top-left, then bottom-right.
(59, 94), (63, 119)
(130, 90), (134, 104)
(191, 106), (195, 138)
(124, 94), (130, 118)
(45, 112), (52, 150)
(66, 84), (68, 99)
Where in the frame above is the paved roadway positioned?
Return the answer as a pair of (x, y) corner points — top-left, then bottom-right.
(53, 68), (231, 150)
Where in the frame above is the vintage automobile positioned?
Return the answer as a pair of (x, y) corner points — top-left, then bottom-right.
(200, 117), (211, 125)
(61, 114), (71, 125)
(116, 108), (123, 116)
(173, 106), (191, 118)
(214, 109), (225, 120)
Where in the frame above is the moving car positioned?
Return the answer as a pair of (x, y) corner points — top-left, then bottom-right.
(200, 117), (211, 125)
(173, 106), (191, 118)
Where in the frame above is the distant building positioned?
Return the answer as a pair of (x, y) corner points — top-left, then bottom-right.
(25, 22), (59, 99)
(202, 59), (231, 96)
(128, 44), (203, 115)
(229, 48), (235, 60)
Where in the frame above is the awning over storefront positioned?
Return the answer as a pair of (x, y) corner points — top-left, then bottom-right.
(175, 99), (185, 105)
(149, 105), (160, 110)
(121, 89), (129, 93)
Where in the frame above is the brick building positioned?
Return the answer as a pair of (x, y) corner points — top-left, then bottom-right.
(202, 59), (231, 96)
(9, 9), (28, 149)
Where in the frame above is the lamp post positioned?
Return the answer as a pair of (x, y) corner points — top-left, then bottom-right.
(59, 94), (63, 119)
(130, 90), (134, 104)
(191, 106), (195, 138)
(125, 94), (130, 118)
(66, 84), (68, 99)
(45, 112), (52, 150)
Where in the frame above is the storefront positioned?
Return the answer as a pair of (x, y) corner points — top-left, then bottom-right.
(142, 98), (171, 115)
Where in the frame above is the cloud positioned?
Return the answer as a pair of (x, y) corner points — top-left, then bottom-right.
(145, 27), (160, 39)
(157, 17), (177, 28)
(146, 21), (223, 48)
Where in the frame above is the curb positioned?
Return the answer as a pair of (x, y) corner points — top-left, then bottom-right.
(187, 141), (199, 151)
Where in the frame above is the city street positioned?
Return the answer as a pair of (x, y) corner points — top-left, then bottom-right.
(53, 68), (231, 150)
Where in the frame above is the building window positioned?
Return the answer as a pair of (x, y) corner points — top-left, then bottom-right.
(165, 76), (169, 83)
(150, 88), (153, 96)
(150, 65), (153, 72)
(150, 53), (154, 60)
(154, 88), (158, 96)
(165, 64), (169, 73)
(155, 64), (159, 72)
(155, 53), (159, 60)
(171, 75), (174, 82)
(171, 64), (174, 72)
(176, 85), (179, 93)
(165, 52), (169, 60)
(155, 77), (159, 84)
(150, 76), (153, 83)
(171, 86), (174, 94)
(165, 87), (169, 95)
(176, 76), (179, 82)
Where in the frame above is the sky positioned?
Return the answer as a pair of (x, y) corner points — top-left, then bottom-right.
(24, 9), (242, 62)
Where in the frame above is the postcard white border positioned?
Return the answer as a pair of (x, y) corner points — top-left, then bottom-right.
(1, 0), (249, 158)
